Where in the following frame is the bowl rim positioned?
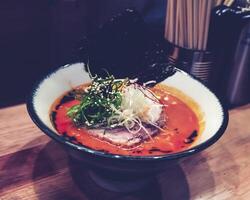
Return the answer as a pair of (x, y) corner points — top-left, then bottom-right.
(26, 63), (229, 161)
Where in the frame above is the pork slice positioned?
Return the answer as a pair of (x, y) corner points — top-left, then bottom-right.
(87, 124), (159, 148)
(86, 110), (166, 148)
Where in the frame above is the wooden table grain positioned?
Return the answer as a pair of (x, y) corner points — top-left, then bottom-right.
(0, 104), (250, 200)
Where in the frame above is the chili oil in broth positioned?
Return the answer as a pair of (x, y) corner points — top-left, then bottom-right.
(50, 84), (204, 156)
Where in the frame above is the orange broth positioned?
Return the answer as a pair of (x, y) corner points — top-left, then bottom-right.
(51, 84), (204, 156)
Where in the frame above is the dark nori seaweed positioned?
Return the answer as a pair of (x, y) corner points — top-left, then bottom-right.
(78, 9), (175, 84)
(62, 133), (77, 142)
(148, 147), (172, 154)
(59, 93), (75, 105)
(184, 130), (198, 144)
(96, 149), (110, 154)
(50, 111), (57, 129)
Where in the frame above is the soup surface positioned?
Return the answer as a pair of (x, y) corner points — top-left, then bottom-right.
(51, 84), (204, 156)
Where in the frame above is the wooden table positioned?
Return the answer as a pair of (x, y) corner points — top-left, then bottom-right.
(0, 104), (250, 200)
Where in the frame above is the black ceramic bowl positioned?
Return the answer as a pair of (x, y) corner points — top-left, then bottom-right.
(27, 63), (228, 192)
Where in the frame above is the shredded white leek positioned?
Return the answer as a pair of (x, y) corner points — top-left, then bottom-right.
(107, 83), (164, 139)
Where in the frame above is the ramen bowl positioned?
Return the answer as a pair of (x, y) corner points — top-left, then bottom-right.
(27, 63), (228, 192)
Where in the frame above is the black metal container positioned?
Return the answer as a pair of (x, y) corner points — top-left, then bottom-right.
(226, 22), (250, 107)
(207, 3), (250, 107)
(166, 44), (214, 84)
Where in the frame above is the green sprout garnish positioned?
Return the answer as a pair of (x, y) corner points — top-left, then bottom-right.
(67, 75), (129, 128)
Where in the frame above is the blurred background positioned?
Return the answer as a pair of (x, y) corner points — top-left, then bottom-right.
(0, 0), (249, 108)
(0, 0), (165, 108)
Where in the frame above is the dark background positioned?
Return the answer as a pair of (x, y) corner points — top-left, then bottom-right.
(0, 0), (166, 108)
